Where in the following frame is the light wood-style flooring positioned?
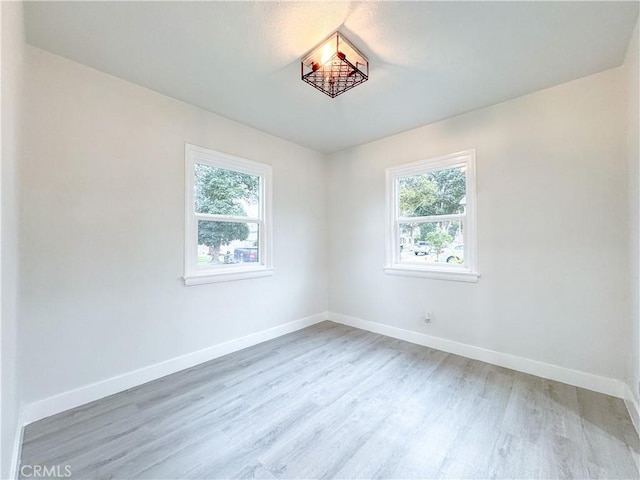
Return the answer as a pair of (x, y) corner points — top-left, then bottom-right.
(20, 322), (640, 479)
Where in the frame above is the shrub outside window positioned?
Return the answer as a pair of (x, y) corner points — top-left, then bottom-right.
(184, 144), (272, 286)
(385, 150), (478, 282)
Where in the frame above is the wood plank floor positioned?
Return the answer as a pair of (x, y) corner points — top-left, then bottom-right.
(20, 322), (639, 479)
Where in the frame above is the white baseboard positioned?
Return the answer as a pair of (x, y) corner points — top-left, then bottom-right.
(20, 309), (632, 434)
(328, 312), (627, 399)
(24, 312), (328, 425)
(623, 382), (640, 472)
(9, 404), (26, 480)
(624, 383), (640, 433)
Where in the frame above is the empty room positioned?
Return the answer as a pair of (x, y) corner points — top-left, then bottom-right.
(1, 1), (640, 479)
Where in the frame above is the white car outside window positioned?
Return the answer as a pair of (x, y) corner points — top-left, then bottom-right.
(438, 245), (464, 264)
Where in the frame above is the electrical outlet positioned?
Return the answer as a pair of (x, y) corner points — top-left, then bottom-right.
(424, 311), (431, 324)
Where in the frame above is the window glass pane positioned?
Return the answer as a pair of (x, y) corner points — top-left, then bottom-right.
(197, 220), (259, 266)
(399, 221), (464, 265)
(195, 164), (260, 217)
(397, 166), (466, 217)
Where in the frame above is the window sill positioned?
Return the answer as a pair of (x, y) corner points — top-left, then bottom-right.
(384, 266), (479, 283)
(184, 267), (274, 286)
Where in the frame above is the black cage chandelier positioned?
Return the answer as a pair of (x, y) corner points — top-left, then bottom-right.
(301, 32), (369, 98)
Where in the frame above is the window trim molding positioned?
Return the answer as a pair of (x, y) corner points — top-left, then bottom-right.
(183, 143), (273, 286)
(384, 149), (479, 283)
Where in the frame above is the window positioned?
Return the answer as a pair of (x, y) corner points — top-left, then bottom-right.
(385, 150), (478, 282)
(184, 144), (272, 285)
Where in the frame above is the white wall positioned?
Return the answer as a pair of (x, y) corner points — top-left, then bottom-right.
(16, 22), (638, 428)
(328, 67), (629, 382)
(1, 1), (24, 478)
(21, 46), (327, 404)
(625, 16), (640, 417)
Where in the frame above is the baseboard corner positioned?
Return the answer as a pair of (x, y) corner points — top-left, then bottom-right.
(9, 404), (26, 480)
(623, 383), (640, 434)
(625, 383), (640, 474)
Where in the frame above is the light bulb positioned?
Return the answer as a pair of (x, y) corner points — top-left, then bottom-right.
(320, 43), (333, 65)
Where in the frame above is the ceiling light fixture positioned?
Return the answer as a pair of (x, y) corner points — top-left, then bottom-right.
(301, 32), (369, 98)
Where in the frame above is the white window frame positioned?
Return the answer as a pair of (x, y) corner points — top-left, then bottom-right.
(385, 149), (479, 283)
(183, 143), (273, 286)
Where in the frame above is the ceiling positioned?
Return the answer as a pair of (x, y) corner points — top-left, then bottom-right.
(24, 1), (639, 154)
